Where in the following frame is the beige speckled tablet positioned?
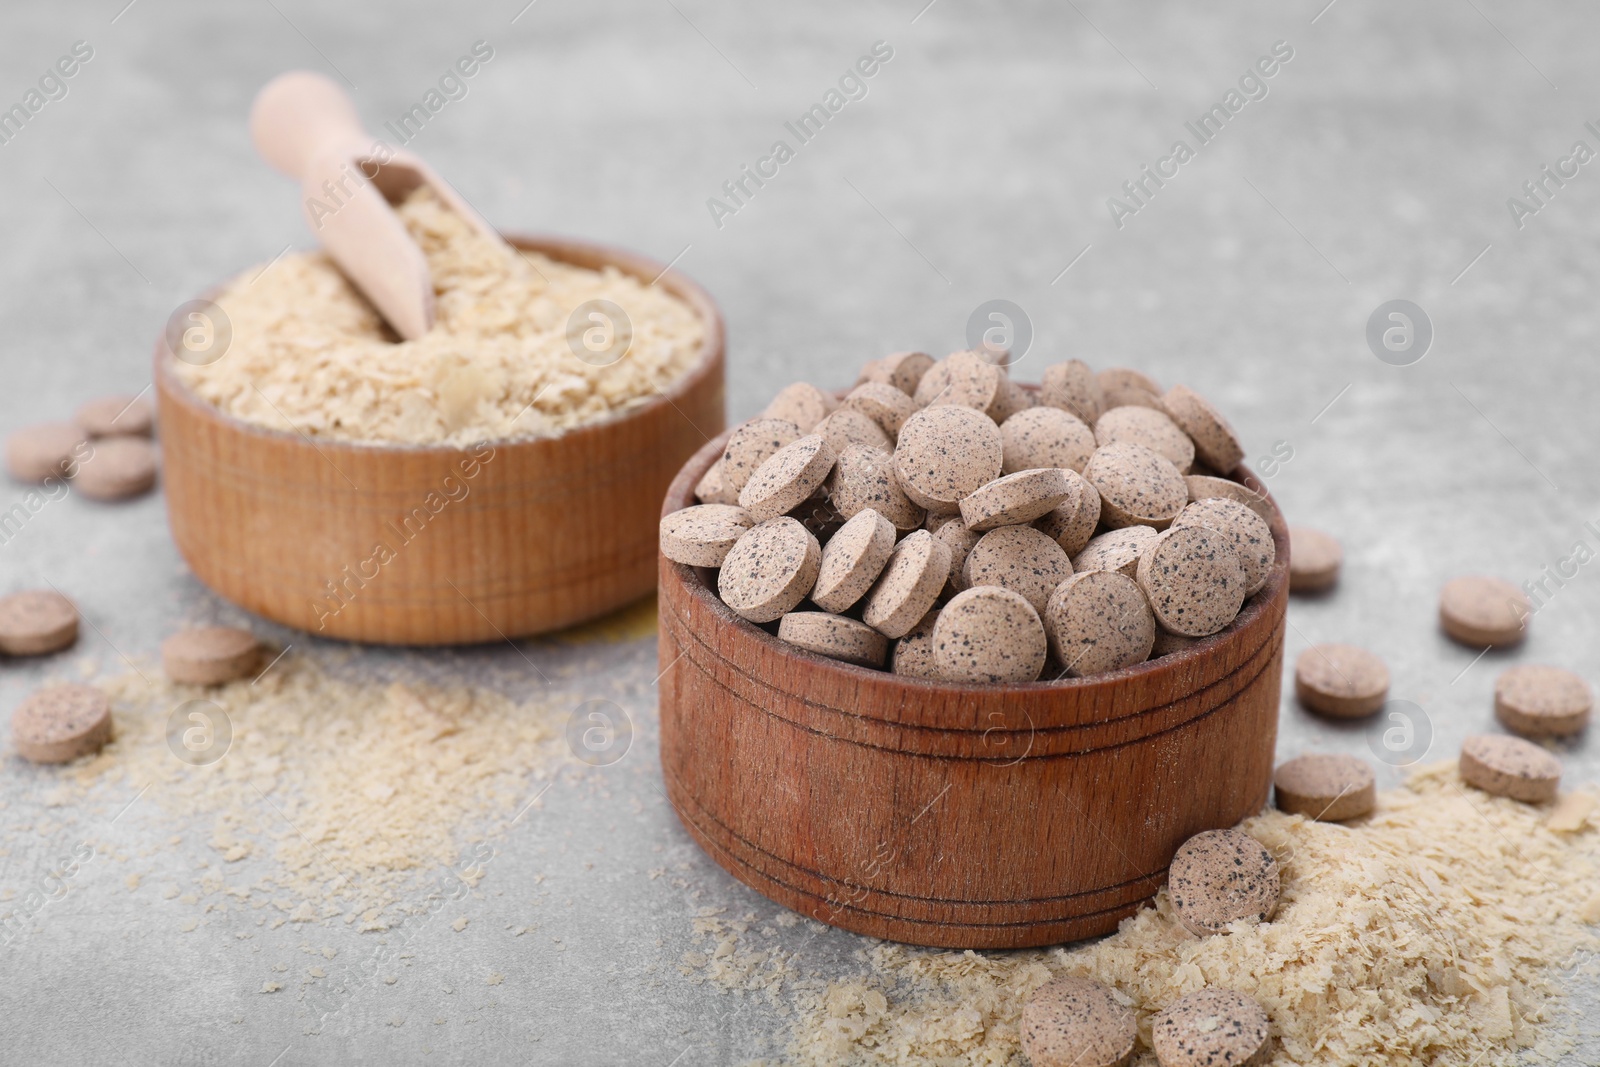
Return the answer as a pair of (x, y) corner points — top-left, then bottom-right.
(1440, 576), (1530, 647)
(762, 382), (837, 433)
(1152, 989), (1271, 1067)
(5, 422), (87, 484)
(1000, 406), (1096, 475)
(1273, 753), (1376, 821)
(1150, 628), (1201, 657)
(959, 468), (1071, 532)
(862, 530), (951, 639)
(986, 375), (1035, 424)
(1044, 570), (1156, 677)
(913, 350), (1001, 411)
(1136, 526), (1245, 638)
(0, 590), (80, 656)
(76, 394), (155, 438)
(933, 518), (982, 595)
(1186, 474), (1274, 524)
(1287, 526), (1342, 593)
(1094, 405), (1195, 472)
(1459, 734), (1561, 803)
(721, 418), (802, 493)
(777, 612), (888, 668)
(1073, 526), (1159, 578)
(717, 518), (822, 624)
(1040, 359), (1103, 424)
(931, 586), (1047, 683)
(858, 350), (934, 396)
(812, 509), (896, 613)
(1495, 664), (1593, 738)
(1172, 498), (1275, 597)
(11, 683), (113, 764)
(1167, 829), (1280, 936)
(894, 405), (1004, 515)
(814, 406), (893, 456)
(1096, 368), (1163, 412)
(161, 626), (263, 686)
(890, 608), (942, 678)
(659, 504), (756, 567)
(694, 457), (741, 506)
(1021, 974), (1137, 1067)
(1034, 472), (1100, 557)
(828, 445), (925, 531)
(841, 381), (918, 438)
(1294, 644), (1389, 719)
(72, 437), (158, 501)
(963, 526), (1073, 615)
(739, 434), (837, 523)
(1164, 385), (1245, 474)
(1083, 442), (1187, 529)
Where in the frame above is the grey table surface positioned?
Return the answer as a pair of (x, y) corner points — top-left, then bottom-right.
(2, 1), (1598, 1063)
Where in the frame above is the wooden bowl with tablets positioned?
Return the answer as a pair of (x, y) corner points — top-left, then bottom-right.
(656, 369), (1288, 949)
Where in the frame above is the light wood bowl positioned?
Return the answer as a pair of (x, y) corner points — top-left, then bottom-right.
(156, 235), (725, 645)
(658, 431), (1288, 949)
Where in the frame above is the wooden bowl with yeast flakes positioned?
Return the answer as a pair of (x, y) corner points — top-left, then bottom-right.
(156, 233), (724, 644)
(657, 411), (1289, 950)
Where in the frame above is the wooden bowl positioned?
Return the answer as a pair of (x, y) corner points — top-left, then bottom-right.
(155, 235), (725, 645)
(658, 432), (1288, 949)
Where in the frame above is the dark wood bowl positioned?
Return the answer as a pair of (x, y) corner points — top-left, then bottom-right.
(155, 235), (725, 645)
(657, 429), (1288, 949)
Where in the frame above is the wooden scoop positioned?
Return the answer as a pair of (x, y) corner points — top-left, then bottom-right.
(249, 71), (505, 340)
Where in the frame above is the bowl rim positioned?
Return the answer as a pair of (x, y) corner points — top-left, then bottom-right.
(152, 232), (726, 457)
(661, 412), (1289, 696)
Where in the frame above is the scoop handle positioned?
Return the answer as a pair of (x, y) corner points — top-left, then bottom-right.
(250, 71), (370, 180)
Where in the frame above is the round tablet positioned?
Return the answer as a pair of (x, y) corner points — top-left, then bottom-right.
(1094, 406), (1195, 472)
(1150, 628), (1201, 658)
(1034, 471), (1100, 557)
(1172, 498), (1275, 597)
(1152, 989), (1271, 1067)
(76, 394), (155, 438)
(959, 468), (1072, 532)
(985, 375), (1035, 424)
(1293, 644), (1389, 719)
(1459, 734), (1561, 803)
(11, 683), (113, 764)
(1083, 442), (1187, 529)
(1021, 974), (1137, 1067)
(862, 530), (951, 639)
(1439, 576), (1530, 648)
(1162, 385), (1245, 474)
(811, 509), (896, 613)
(890, 608), (942, 678)
(0, 590), (80, 656)
(1096, 368), (1163, 412)
(1044, 570), (1156, 677)
(1186, 474), (1274, 525)
(722, 418), (802, 493)
(717, 518), (822, 624)
(858, 350), (934, 396)
(1287, 526), (1341, 593)
(1136, 527), (1246, 638)
(5, 422), (87, 484)
(913, 349), (1001, 411)
(1040, 359), (1103, 424)
(841, 381), (917, 438)
(694, 458), (740, 506)
(828, 445), (925, 531)
(1000, 406), (1096, 475)
(1273, 753), (1376, 821)
(963, 526), (1073, 615)
(659, 504), (756, 567)
(739, 434), (837, 523)
(894, 406), (1004, 515)
(1495, 664), (1593, 738)
(932, 518), (982, 595)
(1167, 829), (1280, 936)
(931, 586), (1047, 683)
(814, 407), (892, 457)
(777, 612), (888, 668)
(161, 626), (263, 685)
(762, 381), (837, 433)
(1073, 526), (1159, 579)
(72, 437), (158, 501)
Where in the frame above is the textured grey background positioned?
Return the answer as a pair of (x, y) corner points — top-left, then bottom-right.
(2, 1), (1598, 1063)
